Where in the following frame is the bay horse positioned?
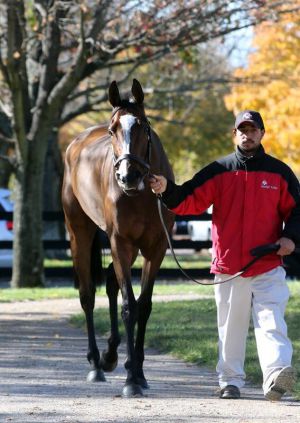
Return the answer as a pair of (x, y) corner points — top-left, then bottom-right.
(62, 79), (174, 397)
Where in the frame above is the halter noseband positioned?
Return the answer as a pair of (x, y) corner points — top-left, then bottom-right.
(113, 153), (151, 171)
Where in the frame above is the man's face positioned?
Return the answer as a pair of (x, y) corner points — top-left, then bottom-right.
(234, 122), (265, 155)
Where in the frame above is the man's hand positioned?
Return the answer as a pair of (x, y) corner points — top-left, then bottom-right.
(149, 174), (167, 195)
(276, 237), (295, 256)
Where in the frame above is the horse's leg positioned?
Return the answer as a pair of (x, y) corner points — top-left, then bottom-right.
(110, 238), (142, 397)
(100, 262), (120, 372)
(135, 243), (167, 389)
(63, 190), (105, 382)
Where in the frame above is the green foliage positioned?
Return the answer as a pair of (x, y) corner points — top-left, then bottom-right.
(160, 92), (234, 182)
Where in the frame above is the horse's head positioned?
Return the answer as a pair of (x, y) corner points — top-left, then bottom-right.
(108, 79), (152, 196)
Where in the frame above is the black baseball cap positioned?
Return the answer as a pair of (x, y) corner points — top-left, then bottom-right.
(235, 110), (264, 130)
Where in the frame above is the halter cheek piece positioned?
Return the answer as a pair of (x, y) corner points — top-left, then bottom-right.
(110, 107), (152, 177)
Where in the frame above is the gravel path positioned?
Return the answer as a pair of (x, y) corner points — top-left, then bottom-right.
(0, 296), (299, 423)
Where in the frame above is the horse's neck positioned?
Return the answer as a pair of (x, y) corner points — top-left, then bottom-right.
(151, 132), (174, 180)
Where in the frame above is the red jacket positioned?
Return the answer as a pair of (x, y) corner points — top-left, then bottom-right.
(162, 146), (300, 277)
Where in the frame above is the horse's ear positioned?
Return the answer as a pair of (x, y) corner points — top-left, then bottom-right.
(108, 80), (121, 108)
(131, 79), (144, 105)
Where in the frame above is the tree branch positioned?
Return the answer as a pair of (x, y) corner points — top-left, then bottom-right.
(45, 7), (89, 114)
(6, 0), (31, 160)
(0, 134), (16, 145)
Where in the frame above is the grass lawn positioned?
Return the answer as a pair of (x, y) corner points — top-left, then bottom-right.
(0, 282), (214, 302)
(44, 253), (212, 269)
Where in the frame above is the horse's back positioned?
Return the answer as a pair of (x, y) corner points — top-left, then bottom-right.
(66, 125), (109, 163)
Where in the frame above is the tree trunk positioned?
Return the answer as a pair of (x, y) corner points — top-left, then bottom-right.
(0, 111), (13, 187)
(11, 146), (46, 288)
(43, 130), (63, 213)
(43, 130), (66, 259)
(0, 147), (12, 188)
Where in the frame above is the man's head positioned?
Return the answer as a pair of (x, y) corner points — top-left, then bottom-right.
(234, 110), (264, 131)
(233, 110), (265, 156)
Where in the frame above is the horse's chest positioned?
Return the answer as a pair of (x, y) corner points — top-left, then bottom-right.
(109, 203), (157, 240)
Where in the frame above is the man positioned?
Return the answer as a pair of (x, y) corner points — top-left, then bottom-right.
(150, 110), (300, 401)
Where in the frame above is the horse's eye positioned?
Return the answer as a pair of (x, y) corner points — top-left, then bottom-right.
(108, 128), (114, 136)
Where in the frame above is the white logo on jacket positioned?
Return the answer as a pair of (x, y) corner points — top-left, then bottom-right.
(261, 180), (278, 190)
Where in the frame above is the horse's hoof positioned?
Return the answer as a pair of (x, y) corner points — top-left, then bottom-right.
(100, 351), (118, 372)
(122, 383), (144, 398)
(137, 377), (150, 389)
(86, 369), (106, 382)
(102, 360), (118, 372)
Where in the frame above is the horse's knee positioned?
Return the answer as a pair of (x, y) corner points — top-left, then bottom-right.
(121, 299), (137, 323)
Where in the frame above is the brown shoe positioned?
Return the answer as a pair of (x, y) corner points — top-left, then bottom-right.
(264, 366), (296, 401)
(220, 385), (240, 399)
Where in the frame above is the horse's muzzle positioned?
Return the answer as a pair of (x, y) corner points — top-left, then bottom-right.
(114, 153), (150, 195)
(116, 169), (146, 194)
(116, 170), (141, 185)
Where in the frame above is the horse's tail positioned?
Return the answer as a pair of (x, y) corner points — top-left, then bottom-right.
(73, 229), (104, 289)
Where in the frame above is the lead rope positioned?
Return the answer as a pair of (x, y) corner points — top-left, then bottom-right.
(156, 196), (273, 286)
(156, 196), (232, 285)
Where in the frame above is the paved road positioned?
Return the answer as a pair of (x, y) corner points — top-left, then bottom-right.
(0, 297), (299, 423)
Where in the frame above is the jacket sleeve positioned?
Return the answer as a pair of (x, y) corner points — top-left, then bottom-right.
(161, 161), (222, 215)
(280, 168), (300, 245)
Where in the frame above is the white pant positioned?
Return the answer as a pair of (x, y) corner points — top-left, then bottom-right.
(214, 266), (293, 392)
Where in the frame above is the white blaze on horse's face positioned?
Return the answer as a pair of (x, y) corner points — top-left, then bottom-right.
(118, 114), (135, 181)
(116, 114), (145, 192)
(119, 114), (136, 156)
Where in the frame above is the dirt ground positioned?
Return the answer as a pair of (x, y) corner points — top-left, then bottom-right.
(0, 296), (299, 423)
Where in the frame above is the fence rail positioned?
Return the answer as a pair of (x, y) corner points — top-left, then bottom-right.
(1, 211), (300, 280)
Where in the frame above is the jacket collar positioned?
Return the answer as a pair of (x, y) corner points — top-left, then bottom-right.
(235, 144), (265, 163)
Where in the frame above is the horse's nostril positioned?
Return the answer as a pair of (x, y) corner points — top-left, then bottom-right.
(116, 171), (141, 185)
(116, 172), (126, 183)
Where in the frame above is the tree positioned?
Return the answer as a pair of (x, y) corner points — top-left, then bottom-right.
(225, 3), (300, 175)
(137, 44), (234, 181)
(0, 109), (14, 187)
(60, 43), (234, 183)
(0, 0), (299, 287)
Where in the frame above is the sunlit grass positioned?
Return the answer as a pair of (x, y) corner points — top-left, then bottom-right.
(0, 287), (78, 302)
(0, 281), (215, 302)
(44, 253), (212, 269)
